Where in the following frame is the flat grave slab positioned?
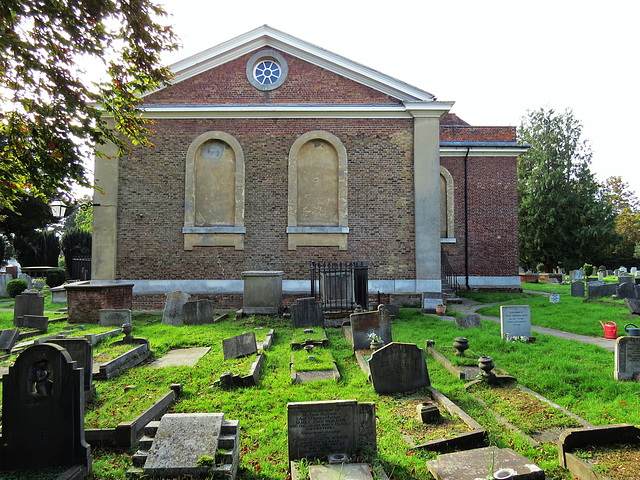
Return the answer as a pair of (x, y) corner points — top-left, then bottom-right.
(427, 446), (544, 480)
(309, 463), (374, 480)
(150, 347), (211, 368)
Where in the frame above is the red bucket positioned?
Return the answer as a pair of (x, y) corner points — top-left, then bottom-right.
(600, 321), (618, 339)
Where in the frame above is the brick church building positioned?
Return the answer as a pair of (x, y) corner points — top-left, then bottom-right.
(92, 25), (526, 309)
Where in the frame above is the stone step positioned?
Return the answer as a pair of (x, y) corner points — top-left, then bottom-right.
(126, 465), (144, 479)
(138, 435), (154, 451)
(144, 421), (160, 436)
(131, 451), (149, 468)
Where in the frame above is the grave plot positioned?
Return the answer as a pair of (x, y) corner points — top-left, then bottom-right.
(291, 327), (329, 349)
(290, 327), (339, 383)
(426, 338), (513, 381)
(92, 326), (151, 380)
(558, 423), (640, 480)
(214, 328), (275, 387)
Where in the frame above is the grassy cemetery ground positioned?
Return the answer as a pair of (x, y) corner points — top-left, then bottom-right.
(1, 284), (639, 480)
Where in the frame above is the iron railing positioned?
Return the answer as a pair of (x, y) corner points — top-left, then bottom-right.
(310, 261), (368, 313)
(71, 256), (91, 281)
(441, 248), (460, 294)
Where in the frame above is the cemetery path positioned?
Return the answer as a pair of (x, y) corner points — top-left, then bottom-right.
(449, 297), (616, 352)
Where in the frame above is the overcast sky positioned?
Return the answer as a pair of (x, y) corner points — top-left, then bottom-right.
(155, 0), (640, 196)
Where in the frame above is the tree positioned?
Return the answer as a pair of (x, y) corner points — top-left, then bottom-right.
(0, 0), (177, 212)
(517, 108), (616, 271)
(601, 176), (640, 262)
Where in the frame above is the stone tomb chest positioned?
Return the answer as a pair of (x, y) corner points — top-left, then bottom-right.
(287, 399), (376, 463)
(0, 343), (91, 475)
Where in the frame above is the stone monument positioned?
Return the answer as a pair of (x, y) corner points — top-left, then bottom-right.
(368, 342), (430, 393)
(500, 305), (531, 339)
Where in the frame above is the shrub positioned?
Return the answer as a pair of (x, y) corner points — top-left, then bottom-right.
(6, 279), (28, 298)
(60, 227), (91, 277)
(583, 263), (594, 277)
(46, 268), (67, 288)
(535, 263), (545, 273)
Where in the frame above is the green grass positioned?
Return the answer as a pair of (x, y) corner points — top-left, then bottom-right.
(291, 327), (326, 343)
(291, 347), (335, 371)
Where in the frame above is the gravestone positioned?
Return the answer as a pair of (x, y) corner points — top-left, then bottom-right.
(99, 309), (132, 327)
(22, 314), (49, 332)
(617, 282), (638, 300)
(50, 285), (67, 303)
(620, 266), (628, 273)
(570, 269), (583, 281)
(13, 290), (44, 327)
(421, 292), (445, 314)
(0, 343), (91, 473)
(47, 337), (94, 399)
(290, 297), (324, 328)
(454, 314), (482, 329)
(549, 293), (560, 304)
(598, 270), (605, 281)
(570, 281), (585, 298)
(0, 329), (20, 353)
(223, 332), (257, 360)
(0, 273), (12, 297)
(162, 291), (191, 326)
(632, 267), (638, 275)
(607, 270), (614, 277)
(143, 413), (238, 478)
(349, 304), (392, 350)
(619, 274), (634, 285)
(614, 336), (640, 380)
(183, 299), (214, 325)
(242, 270), (283, 314)
(368, 342), (430, 393)
(287, 399), (376, 462)
(18, 273), (32, 289)
(500, 305), (531, 339)
(625, 298), (640, 315)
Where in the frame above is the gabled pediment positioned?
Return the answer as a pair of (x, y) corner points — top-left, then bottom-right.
(162, 25), (436, 103)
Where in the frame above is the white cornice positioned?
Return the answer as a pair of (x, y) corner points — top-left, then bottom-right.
(440, 146), (529, 157)
(155, 25), (438, 103)
(404, 101), (455, 118)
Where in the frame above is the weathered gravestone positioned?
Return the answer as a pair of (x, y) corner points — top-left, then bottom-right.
(369, 342), (430, 394)
(223, 332), (258, 360)
(22, 314), (49, 332)
(290, 297), (324, 328)
(570, 269), (583, 281)
(625, 298), (640, 315)
(0, 343), (91, 474)
(143, 413), (239, 479)
(0, 329), (20, 353)
(287, 399), (376, 462)
(455, 314), (482, 329)
(18, 273), (32, 289)
(632, 267), (638, 275)
(183, 299), (214, 325)
(500, 305), (531, 340)
(47, 337), (95, 400)
(617, 282), (639, 300)
(99, 308), (132, 327)
(162, 291), (191, 326)
(0, 273), (12, 297)
(619, 274), (634, 285)
(13, 290), (44, 327)
(421, 292), (445, 314)
(349, 304), (392, 350)
(587, 282), (618, 298)
(614, 336), (640, 381)
(570, 281), (585, 298)
(242, 270), (283, 315)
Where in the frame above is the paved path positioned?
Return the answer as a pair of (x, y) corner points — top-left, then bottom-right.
(448, 297), (617, 352)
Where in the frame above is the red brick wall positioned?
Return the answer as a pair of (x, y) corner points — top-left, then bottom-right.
(66, 284), (133, 324)
(441, 126), (516, 143)
(146, 50), (402, 105)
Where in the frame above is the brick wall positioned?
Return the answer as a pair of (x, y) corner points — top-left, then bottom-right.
(66, 284), (134, 323)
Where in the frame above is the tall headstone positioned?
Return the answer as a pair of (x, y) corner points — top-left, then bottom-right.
(570, 281), (585, 298)
(242, 270), (283, 315)
(349, 304), (392, 350)
(183, 299), (214, 325)
(162, 291), (191, 326)
(13, 290), (45, 327)
(290, 297), (324, 328)
(614, 336), (640, 381)
(500, 305), (531, 339)
(222, 332), (258, 360)
(368, 342), (430, 393)
(0, 273), (12, 298)
(0, 344), (91, 473)
(287, 399), (376, 462)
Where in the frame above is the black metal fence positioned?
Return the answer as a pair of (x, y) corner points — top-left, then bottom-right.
(310, 261), (368, 313)
(70, 256), (91, 281)
(441, 249), (460, 294)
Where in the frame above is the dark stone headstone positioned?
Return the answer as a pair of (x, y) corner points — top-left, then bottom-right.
(614, 336), (640, 381)
(368, 342), (430, 393)
(349, 304), (392, 350)
(13, 290), (44, 327)
(617, 282), (639, 300)
(0, 343), (91, 472)
(619, 274), (634, 285)
(570, 281), (585, 298)
(287, 399), (376, 462)
(587, 283), (604, 298)
(183, 299), (214, 325)
(290, 297), (324, 328)
(0, 329), (20, 353)
(21, 314), (49, 332)
(222, 332), (257, 360)
(455, 314), (482, 329)
(625, 298), (640, 315)
(46, 338), (94, 397)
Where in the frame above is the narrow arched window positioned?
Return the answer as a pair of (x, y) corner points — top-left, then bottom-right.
(440, 166), (454, 239)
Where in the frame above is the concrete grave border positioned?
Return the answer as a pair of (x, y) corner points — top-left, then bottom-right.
(215, 329), (275, 388)
(93, 338), (151, 381)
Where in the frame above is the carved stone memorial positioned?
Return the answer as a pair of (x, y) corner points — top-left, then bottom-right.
(369, 342), (430, 394)
(291, 297), (324, 328)
(614, 336), (640, 381)
(47, 337), (95, 400)
(421, 292), (445, 314)
(349, 304), (392, 350)
(0, 343), (91, 475)
(500, 305), (531, 339)
(99, 308), (132, 327)
(287, 399), (376, 463)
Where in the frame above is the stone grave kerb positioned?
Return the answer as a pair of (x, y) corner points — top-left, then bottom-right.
(369, 342), (430, 394)
(0, 343), (91, 472)
(349, 304), (392, 350)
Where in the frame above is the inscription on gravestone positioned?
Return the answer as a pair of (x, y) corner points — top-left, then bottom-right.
(421, 292), (445, 314)
(614, 336), (640, 381)
(500, 305), (531, 339)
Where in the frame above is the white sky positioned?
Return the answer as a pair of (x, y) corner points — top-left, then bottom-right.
(154, 0), (640, 195)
